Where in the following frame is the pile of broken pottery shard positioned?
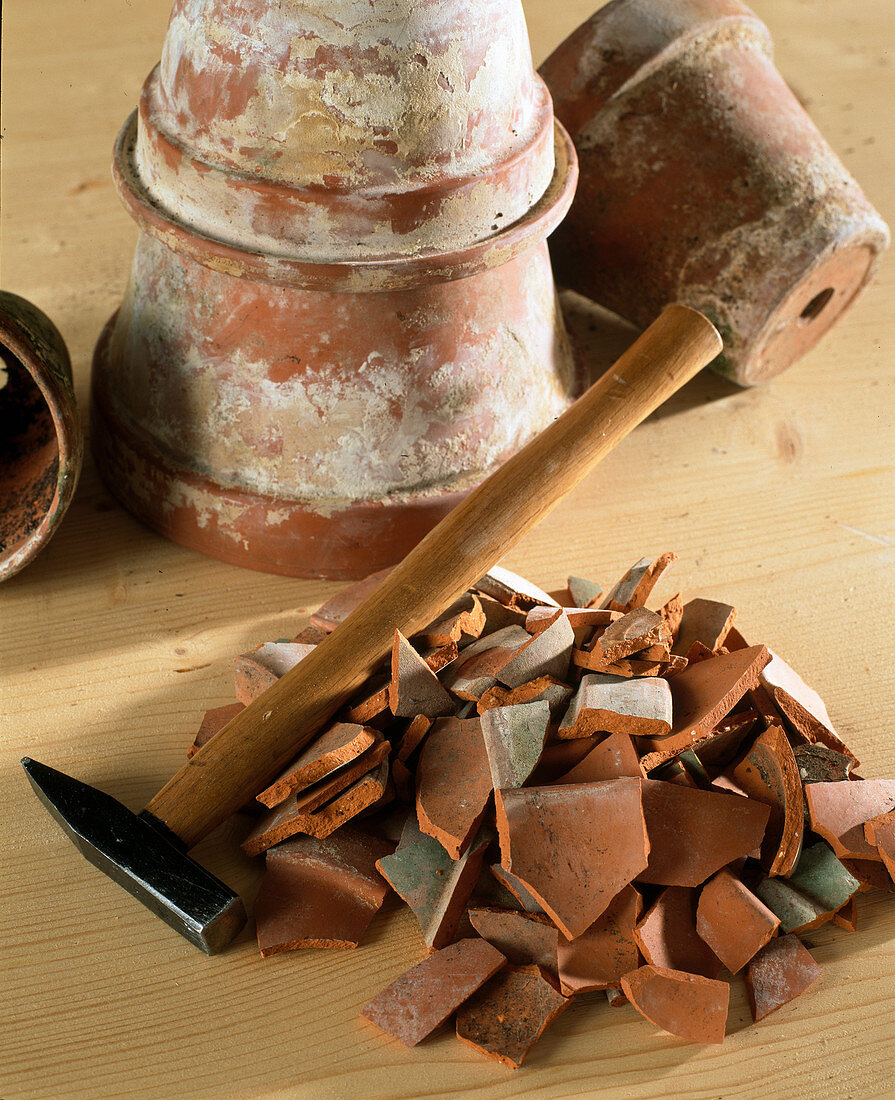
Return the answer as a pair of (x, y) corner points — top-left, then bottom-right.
(189, 555), (895, 1067)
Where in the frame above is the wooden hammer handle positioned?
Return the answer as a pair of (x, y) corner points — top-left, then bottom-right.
(147, 304), (721, 847)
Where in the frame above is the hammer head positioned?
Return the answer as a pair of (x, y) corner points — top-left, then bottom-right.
(22, 758), (246, 954)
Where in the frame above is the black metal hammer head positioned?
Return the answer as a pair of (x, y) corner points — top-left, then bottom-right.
(21, 758), (246, 954)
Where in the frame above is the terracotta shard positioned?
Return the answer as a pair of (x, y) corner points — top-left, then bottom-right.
(242, 758), (390, 855)
(441, 625), (531, 700)
(376, 818), (490, 950)
(600, 552), (677, 614)
(725, 724), (804, 876)
(675, 750), (712, 789)
(621, 965), (729, 1044)
(188, 701), (245, 758)
(478, 593), (529, 633)
(841, 858), (895, 893)
(526, 603), (620, 640)
(256, 721), (378, 808)
(794, 744), (855, 785)
(480, 701), (550, 790)
(529, 737), (604, 784)
(832, 895), (858, 932)
(477, 675), (573, 719)
(254, 827), (394, 956)
(638, 779), (770, 887)
(468, 907), (559, 974)
(806, 779), (895, 860)
(470, 864), (527, 911)
(748, 682), (788, 728)
(567, 575), (603, 607)
(489, 864), (547, 914)
(866, 811), (895, 879)
(559, 673), (672, 740)
(660, 760), (702, 789)
(495, 779), (649, 939)
(555, 730), (641, 783)
(415, 593), (486, 649)
(418, 640), (460, 673)
(696, 870), (780, 975)
(362, 769), (396, 820)
(760, 652), (858, 763)
(753, 878), (833, 934)
(292, 622), (330, 645)
(234, 641), (316, 704)
(289, 739), (391, 815)
(756, 840), (862, 928)
(634, 887), (723, 979)
(634, 643), (674, 662)
(600, 654), (687, 679)
(310, 567), (393, 631)
(746, 935), (821, 1023)
(342, 672), (390, 724)
(396, 714), (432, 763)
(659, 593), (684, 638)
(474, 566), (560, 611)
(556, 884), (642, 995)
(683, 640), (716, 665)
(455, 964), (569, 1068)
(361, 938), (506, 1048)
(787, 841), (861, 912)
(388, 630), (455, 719)
(496, 611), (574, 688)
(696, 708), (760, 769)
(671, 598), (738, 657)
(637, 645), (771, 769)
(582, 607), (670, 671)
(416, 716), (492, 858)
(391, 757), (414, 803)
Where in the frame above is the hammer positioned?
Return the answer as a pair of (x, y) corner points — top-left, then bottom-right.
(23, 304), (721, 953)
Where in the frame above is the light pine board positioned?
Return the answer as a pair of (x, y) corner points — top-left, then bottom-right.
(1, 1), (894, 1097)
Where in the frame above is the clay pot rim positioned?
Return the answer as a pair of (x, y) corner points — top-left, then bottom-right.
(112, 116), (578, 293)
(0, 291), (82, 582)
(135, 66), (556, 266)
(140, 64), (555, 203)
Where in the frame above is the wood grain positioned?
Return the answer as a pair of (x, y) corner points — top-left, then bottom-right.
(1, 1), (893, 1098)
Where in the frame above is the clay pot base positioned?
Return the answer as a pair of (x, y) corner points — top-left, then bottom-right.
(745, 240), (881, 385)
(91, 345), (471, 580)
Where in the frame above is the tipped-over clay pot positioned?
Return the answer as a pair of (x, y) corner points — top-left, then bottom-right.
(540, 0), (889, 385)
(0, 291), (82, 581)
(91, 0), (578, 578)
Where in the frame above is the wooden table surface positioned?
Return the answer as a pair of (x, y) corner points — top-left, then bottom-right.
(2, 1), (894, 1097)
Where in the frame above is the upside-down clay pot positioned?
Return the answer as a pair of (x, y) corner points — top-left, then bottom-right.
(0, 291), (82, 581)
(540, 0), (890, 385)
(91, 0), (579, 579)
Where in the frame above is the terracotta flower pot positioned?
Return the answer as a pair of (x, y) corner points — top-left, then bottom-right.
(92, 0), (578, 579)
(0, 291), (82, 581)
(540, 0), (889, 385)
